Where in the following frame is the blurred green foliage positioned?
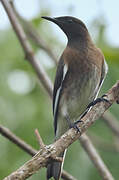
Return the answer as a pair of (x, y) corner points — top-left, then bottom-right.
(0, 11), (119, 180)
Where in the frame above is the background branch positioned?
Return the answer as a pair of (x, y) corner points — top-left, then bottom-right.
(103, 111), (119, 138)
(88, 132), (119, 153)
(0, 125), (37, 156)
(1, 0), (53, 98)
(79, 134), (114, 180)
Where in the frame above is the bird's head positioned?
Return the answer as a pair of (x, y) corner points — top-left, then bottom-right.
(42, 16), (90, 43)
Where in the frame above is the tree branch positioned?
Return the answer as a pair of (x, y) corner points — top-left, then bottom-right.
(61, 171), (77, 180)
(3, 81), (119, 180)
(0, 125), (76, 180)
(34, 129), (46, 150)
(0, 125), (37, 156)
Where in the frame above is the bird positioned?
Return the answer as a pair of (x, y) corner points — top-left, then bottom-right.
(42, 16), (108, 180)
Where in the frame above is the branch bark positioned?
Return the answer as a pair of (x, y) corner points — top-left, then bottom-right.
(0, 125), (76, 180)
(3, 81), (119, 180)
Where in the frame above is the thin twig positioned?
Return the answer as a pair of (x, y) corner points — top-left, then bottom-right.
(35, 129), (45, 150)
(3, 80), (119, 180)
(62, 171), (78, 180)
(62, 171), (77, 180)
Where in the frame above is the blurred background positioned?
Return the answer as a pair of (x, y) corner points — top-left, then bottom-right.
(0, 0), (119, 179)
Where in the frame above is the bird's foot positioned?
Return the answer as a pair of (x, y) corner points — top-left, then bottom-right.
(65, 115), (81, 133)
(87, 94), (110, 109)
(69, 122), (81, 133)
(79, 95), (110, 120)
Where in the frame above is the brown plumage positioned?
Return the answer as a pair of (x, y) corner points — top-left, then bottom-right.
(42, 16), (108, 180)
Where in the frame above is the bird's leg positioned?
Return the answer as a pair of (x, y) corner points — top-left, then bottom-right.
(87, 94), (110, 109)
(65, 95), (110, 132)
(65, 115), (81, 133)
(74, 94), (110, 125)
(79, 109), (89, 120)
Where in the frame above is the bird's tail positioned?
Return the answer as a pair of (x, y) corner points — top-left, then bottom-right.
(47, 150), (67, 180)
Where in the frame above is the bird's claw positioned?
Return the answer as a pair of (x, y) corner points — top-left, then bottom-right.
(69, 123), (81, 133)
(65, 115), (82, 133)
(87, 94), (110, 109)
(74, 119), (83, 124)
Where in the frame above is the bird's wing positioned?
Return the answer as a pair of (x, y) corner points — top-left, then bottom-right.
(53, 57), (68, 134)
(99, 59), (108, 89)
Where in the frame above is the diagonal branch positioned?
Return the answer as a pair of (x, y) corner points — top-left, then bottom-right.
(0, 125), (76, 180)
(79, 134), (113, 179)
(0, 125), (37, 156)
(88, 132), (119, 153)
(3, 80), (119, 180)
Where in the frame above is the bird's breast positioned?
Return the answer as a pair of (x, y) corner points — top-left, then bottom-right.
(59, 63), (100, 120)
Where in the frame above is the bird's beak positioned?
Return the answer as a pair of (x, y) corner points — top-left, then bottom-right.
(41, 16), (59, 25)
(42, 16), (66, 35)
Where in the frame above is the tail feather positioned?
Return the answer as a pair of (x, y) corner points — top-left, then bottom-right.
(47, 150), (66, 180)
(47, 161), (62, 180)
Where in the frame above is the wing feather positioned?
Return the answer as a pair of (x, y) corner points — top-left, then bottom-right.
(53, 57), (68, 134)
(99, 59), (108, 88)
